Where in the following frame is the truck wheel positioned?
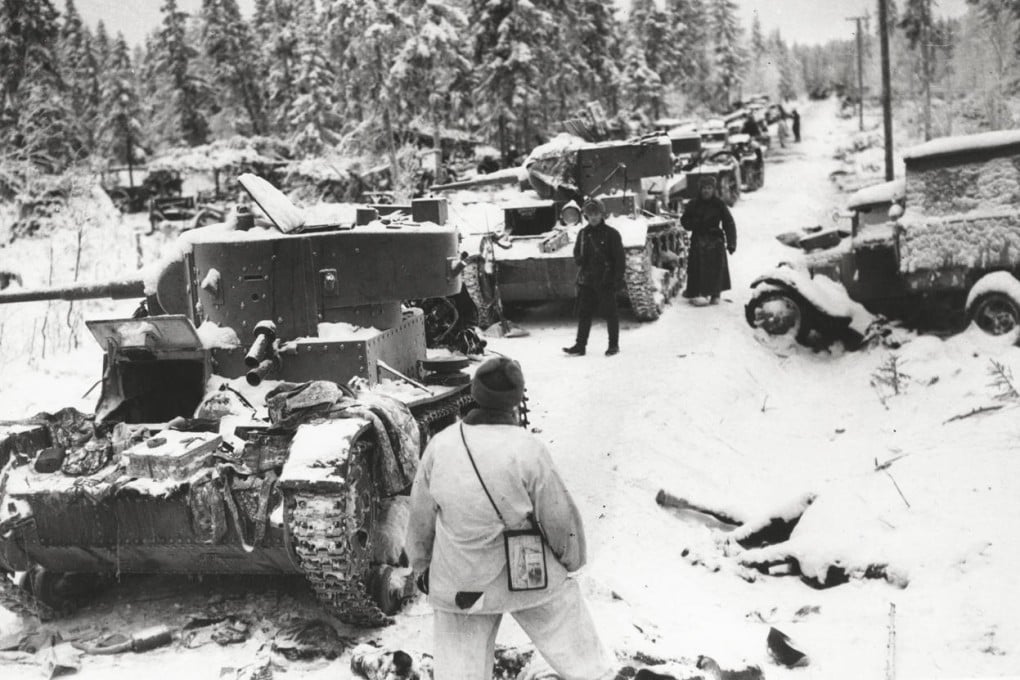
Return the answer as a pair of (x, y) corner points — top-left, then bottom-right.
(970, 292), (1020, 336)
(747, 290), (809, 342)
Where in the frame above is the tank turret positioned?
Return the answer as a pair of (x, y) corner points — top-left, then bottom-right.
(525, 134), (675, 208)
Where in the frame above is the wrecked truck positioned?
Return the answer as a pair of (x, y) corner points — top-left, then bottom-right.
(746, 130), (1020, 346)
(0, 174), (484, 626)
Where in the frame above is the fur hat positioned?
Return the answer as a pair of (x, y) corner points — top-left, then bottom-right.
(582, 197), (607, 216)
(471, 357), (525, 412)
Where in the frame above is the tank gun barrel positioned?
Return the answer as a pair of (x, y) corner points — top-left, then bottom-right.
(0, 278), (145, 305)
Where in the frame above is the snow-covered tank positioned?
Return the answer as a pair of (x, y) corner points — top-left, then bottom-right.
(0, 174), (480, 626)
(666, 128), (742, 207)
(746, 130), (1020, 345)
(433, 134), (688, 327)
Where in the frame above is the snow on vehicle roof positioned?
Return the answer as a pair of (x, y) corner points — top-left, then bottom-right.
(903, 129), (1020, 161)
(526, 132), (672, 165)
(847, 178), (905, 208)
(667, 127), (700, 139)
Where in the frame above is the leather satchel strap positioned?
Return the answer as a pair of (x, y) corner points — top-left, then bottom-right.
(459, 423), (507, 527)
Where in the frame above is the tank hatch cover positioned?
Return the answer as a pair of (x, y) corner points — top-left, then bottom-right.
(238, 173), (306, 233)
(86, 315), (202, 353)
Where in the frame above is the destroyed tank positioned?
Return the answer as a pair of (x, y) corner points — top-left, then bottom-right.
(0, 174), (479, 627)
(665, 128), (742, 207)
(432, 134), (688, 327)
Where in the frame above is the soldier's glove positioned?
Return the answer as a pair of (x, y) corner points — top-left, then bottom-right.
(416, 569), (429, 595)
(728, 245), (736, 255)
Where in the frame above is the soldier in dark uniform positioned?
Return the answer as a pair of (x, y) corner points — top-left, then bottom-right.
(563, 198), (626, 356)
(680, 177), (737, 305)
(791, 109), (801, 143)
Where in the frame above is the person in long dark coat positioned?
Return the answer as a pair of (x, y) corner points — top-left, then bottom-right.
(791, 109), (801, 143)
(681, 177), (737, 305)
(563, 198), (626, 356)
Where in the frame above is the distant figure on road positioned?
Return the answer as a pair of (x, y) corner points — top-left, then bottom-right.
(741, 114), (762, 139)
(777, 115), (790, 148)
(680, 177), (737, 305)
(563, 198), (625, 357)
(791, 109), (801, 143)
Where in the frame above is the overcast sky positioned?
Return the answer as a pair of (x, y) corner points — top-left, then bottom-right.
(77, 0), (971, 48)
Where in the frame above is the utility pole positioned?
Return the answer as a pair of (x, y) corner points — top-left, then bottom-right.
(879, 0), (895, 180)
(847, 16), (867, 131)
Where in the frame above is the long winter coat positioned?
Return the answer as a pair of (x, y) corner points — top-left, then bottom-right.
(573, 221), (626, 290)
(680, 195), (737, 298)
(405, 410), (587, 614)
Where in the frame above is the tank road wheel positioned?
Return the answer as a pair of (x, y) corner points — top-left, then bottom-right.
(0, 570), (58, 621)
(747, 290), (809, 343)
(461, 260), (500, 329)
(624, 238), (681, 322)
(970, 293), (1020, 336)
(719, 172), (740, 206)
(284, 393), (476, 627)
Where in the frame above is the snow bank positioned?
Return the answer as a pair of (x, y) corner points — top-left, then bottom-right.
(898, 207), (1020, 273)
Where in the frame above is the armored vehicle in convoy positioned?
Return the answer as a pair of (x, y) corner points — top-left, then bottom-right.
(745, 130), (1020, 346)
(0, 175), (481, 626)
(433, 134), (688, 327)
(666, 129), (742, 207)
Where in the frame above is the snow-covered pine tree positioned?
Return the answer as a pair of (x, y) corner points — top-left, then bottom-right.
(99, 33), (143, 166)
(59, 0), (101, 152)
(899, 0), (936, 139)
(667, 0), (711, 102)
(287, 0), (341, 156)
(200, 0), (266, 134)
(575, 0), (623, 114)
(92, 19), (110, 72)
(390, 0), (471, 156)
(622, 40), (665, 121)
(708, 0), (746, 109)
(153, 0), (210, 146)
(750, 12), (765, 61)
(771, 31), (799, 102)
(470, 0), (557, 158)
(0, 0), (84, 171)
(628, 0), (674, 79)
(259, 0), (300, 134)
(0, 0), (61, 110)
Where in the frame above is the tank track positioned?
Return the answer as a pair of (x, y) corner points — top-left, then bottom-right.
(624, 236), (685, 321)
(0, 571), (57, 621)
(286, 391), (474, 627)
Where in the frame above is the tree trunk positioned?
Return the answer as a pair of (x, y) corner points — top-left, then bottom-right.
(376, 45), (401, 200)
